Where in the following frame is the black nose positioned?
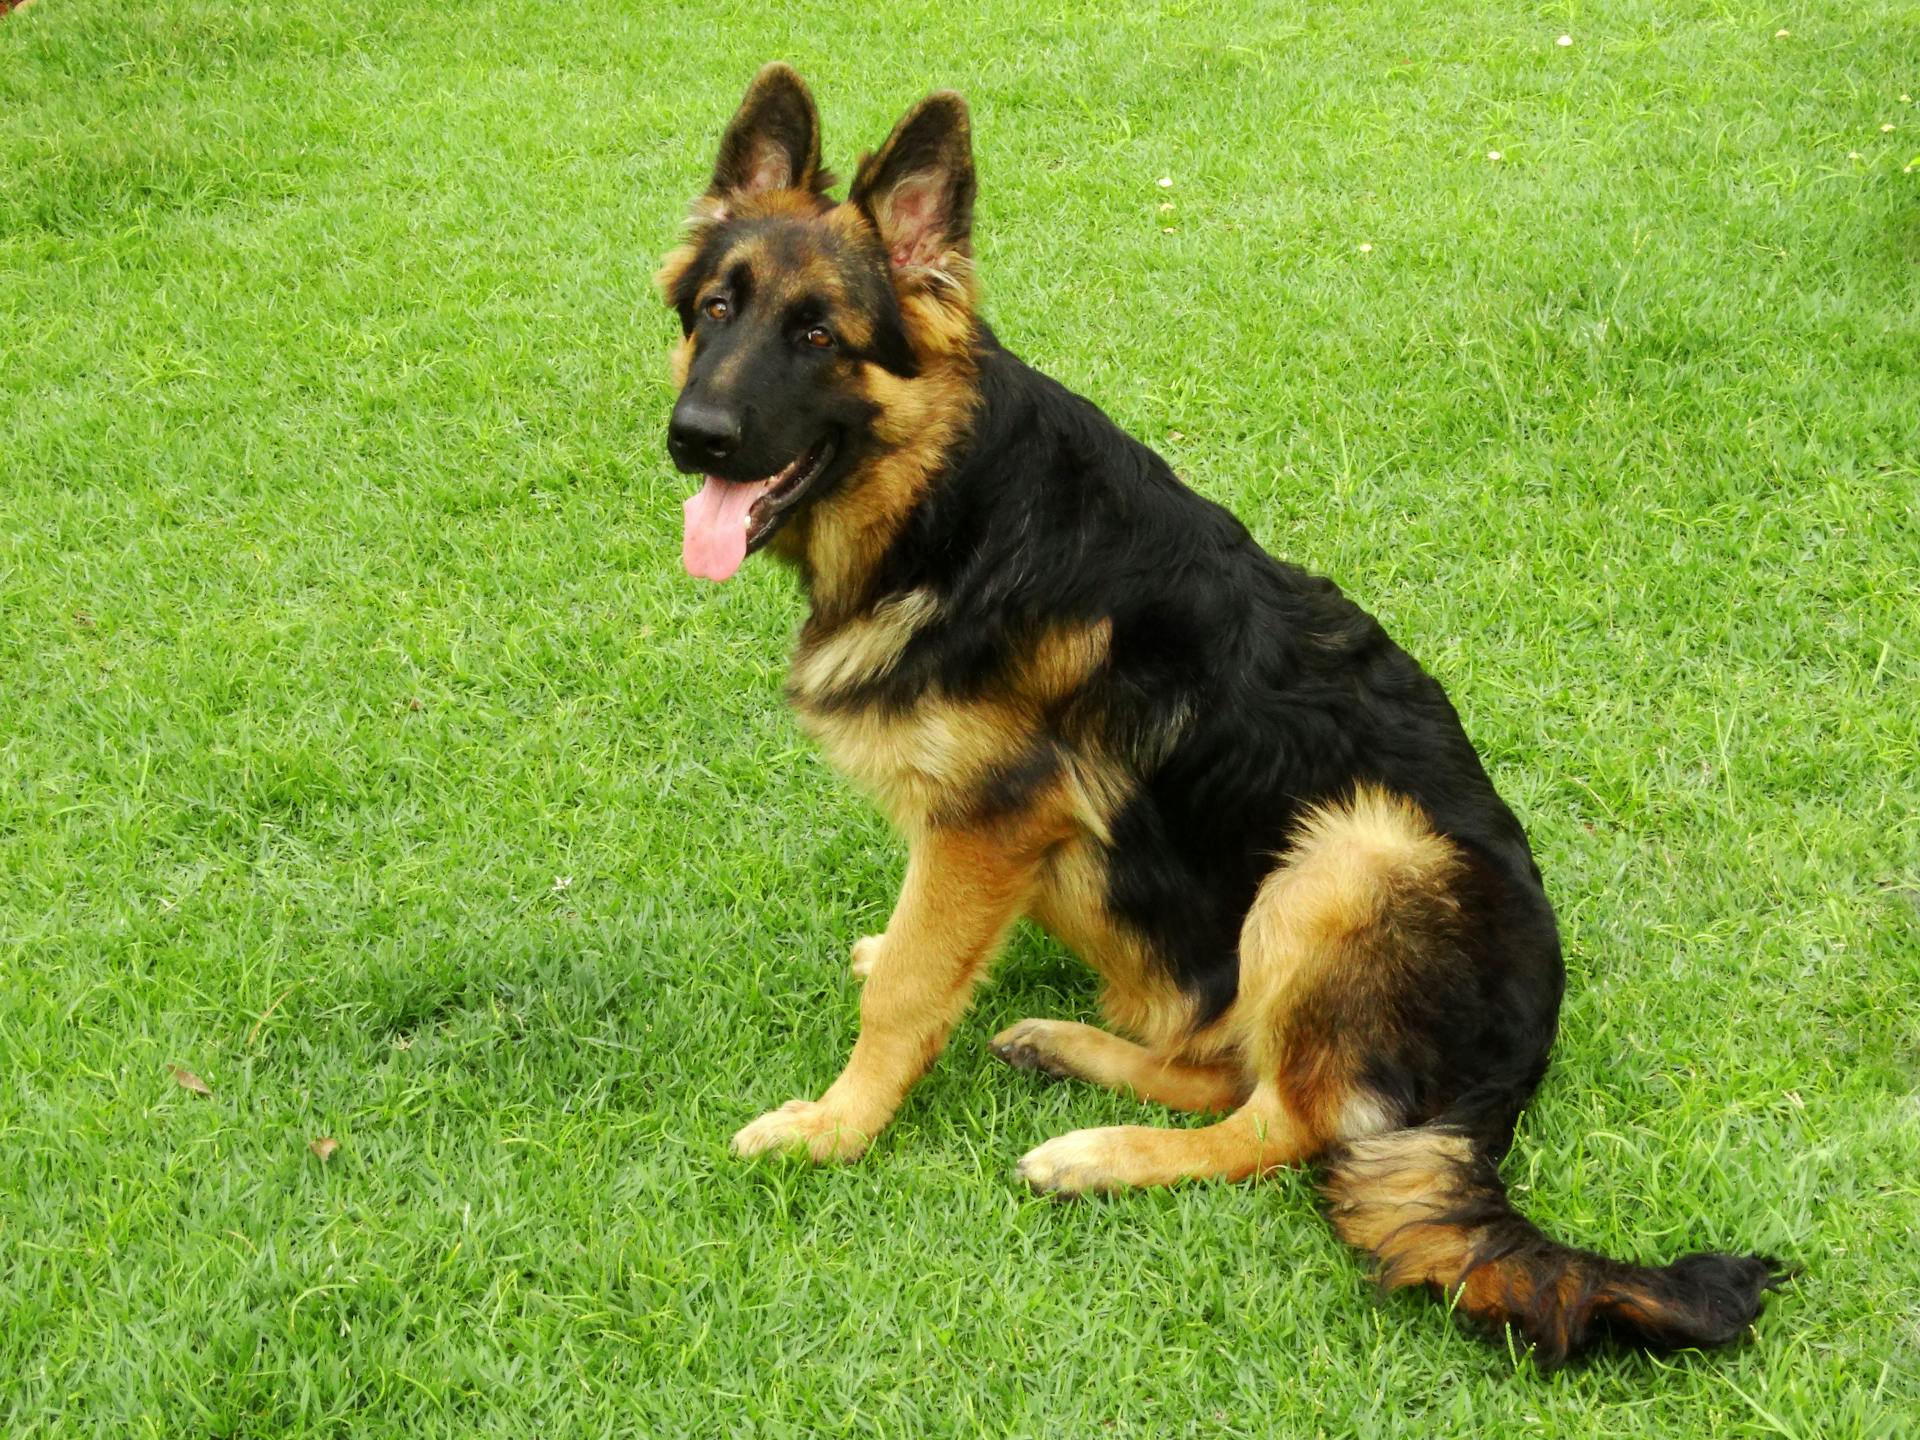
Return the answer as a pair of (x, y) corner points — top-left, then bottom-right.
(668, 398), (742, 471)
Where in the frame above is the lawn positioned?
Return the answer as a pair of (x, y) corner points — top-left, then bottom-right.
(2, 1), (1916, 1435)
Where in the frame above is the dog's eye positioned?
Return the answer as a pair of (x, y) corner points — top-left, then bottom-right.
(802, 326), (834, 350)
(703, 297), (730, 322)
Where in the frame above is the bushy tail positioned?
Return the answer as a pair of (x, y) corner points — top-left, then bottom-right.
(1322, 1109), (1785, 1365)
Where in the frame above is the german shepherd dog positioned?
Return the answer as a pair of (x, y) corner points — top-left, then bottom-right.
(658, 65), (1783, 1363)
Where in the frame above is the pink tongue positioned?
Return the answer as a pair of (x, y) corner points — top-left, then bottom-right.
(681, 475), (775, 581)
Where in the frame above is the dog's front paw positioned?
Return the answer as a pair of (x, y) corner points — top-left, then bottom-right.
(849, 934), (884, 980)
(1017, 1128), (1120, 1197)
(732, 1099), (873, 1163)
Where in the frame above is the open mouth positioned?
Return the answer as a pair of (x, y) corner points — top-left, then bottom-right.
(743, 436), (836, 554)
(680, 436), (837, 582)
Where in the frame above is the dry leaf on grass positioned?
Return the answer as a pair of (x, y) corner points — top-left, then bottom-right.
(170, 1065), (212, 1097)
(309, 1137), (340, 1162)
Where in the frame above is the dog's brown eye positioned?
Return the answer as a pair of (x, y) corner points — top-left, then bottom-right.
(803, 326), (834, 349)
(703, 297), (730, 322)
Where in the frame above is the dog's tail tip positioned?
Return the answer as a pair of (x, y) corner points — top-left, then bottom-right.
(1321, 1122), (1788, 1363)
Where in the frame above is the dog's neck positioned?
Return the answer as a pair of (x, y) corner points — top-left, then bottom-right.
(786, 349), (983, 628)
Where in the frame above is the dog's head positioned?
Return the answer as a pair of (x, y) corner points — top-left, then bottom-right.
(657, 65), (979, 589)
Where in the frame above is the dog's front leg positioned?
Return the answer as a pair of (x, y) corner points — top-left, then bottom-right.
(732, 823), (1037, 1162)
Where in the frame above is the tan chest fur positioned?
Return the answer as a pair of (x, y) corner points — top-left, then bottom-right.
(787, 596), (1220, 1056)
(791, 691), (1020, 835)
(787, 596), (1111, 828)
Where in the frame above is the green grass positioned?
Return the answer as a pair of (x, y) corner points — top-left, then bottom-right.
(3, 0), (1917, 1434)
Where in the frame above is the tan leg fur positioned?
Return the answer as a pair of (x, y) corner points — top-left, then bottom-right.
(1013, 787), (1461, 1195)
(1016, 1081), (1310, 1194)
(732, 824), (1041, 1161)
(989, 1018), (1247, 1113)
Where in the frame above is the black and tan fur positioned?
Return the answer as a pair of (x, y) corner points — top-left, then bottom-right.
(657, 65), (1784, 1365)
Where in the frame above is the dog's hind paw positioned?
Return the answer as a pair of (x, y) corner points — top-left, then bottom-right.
(732, 1099), (873, 1163)
(1017, 1128), (1121, 1197)
(989, 1019), (1077, 1080)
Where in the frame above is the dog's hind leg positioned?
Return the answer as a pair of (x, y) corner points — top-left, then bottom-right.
(989, 1019), (1248, 1113)
(1017, 787), (1464, 1195)
(1017, 1080), (1311, 1193)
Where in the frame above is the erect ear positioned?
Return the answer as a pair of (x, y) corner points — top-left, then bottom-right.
(849, 91), (975, 280)
(703, 63), (830, 212)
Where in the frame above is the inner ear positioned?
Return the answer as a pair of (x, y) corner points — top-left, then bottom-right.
(850, 92), (975, 275)
(871, 173), (949, 268)
(708, 62), (830, 204)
